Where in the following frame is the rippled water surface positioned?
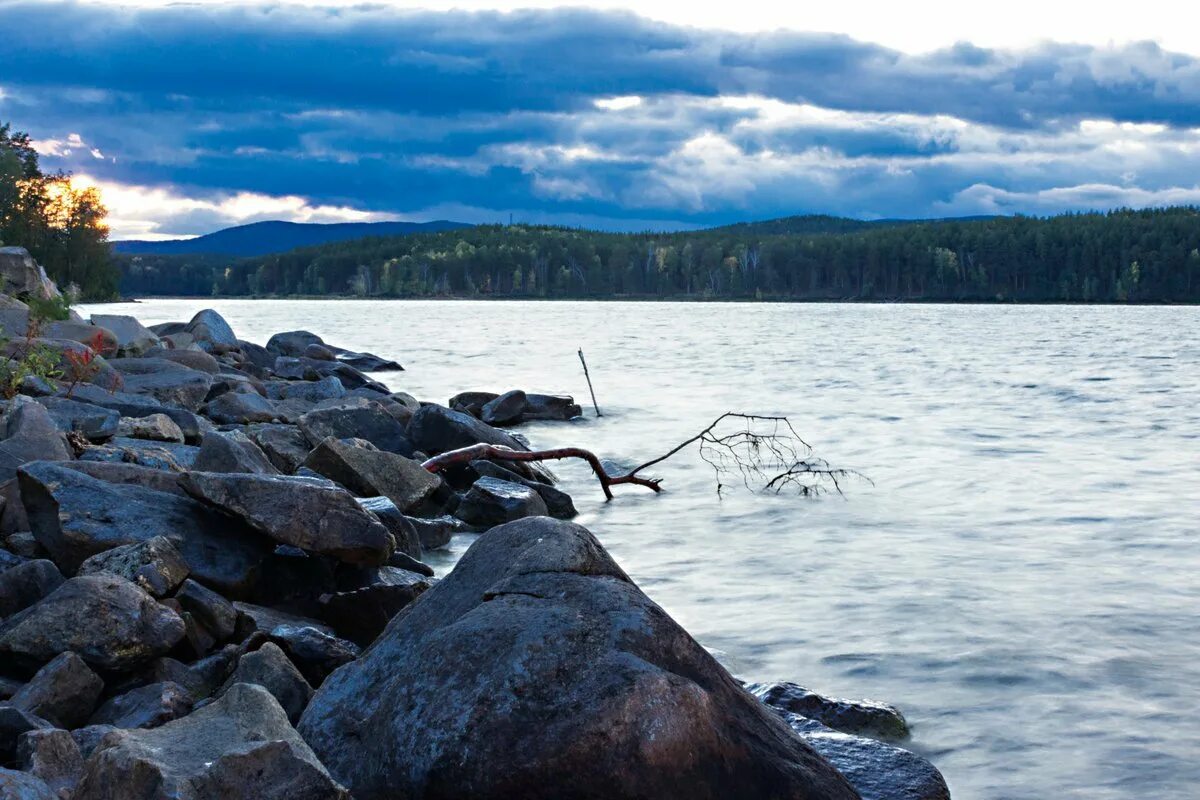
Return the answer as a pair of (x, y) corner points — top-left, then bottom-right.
(84, 299), (1200, 799)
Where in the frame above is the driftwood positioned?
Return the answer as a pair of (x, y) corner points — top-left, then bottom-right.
(421, 412), (860, 500)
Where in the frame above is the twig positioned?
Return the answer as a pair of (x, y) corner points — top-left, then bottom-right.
(577, 348), (602, 417)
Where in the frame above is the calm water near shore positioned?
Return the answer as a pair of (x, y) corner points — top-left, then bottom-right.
(83, 299), (1200, 800)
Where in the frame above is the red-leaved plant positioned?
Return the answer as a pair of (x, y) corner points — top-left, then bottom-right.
(62, 331), (108, 398)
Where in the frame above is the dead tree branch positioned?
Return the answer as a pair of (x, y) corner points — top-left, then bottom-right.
(422, 412), (864, 501)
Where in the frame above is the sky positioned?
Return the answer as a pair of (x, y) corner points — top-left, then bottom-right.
(2, 1), (1200, 240)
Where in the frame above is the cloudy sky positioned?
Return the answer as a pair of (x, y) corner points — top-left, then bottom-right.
(2, 1), (1199, 239)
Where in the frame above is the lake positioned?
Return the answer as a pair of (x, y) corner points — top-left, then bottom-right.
(82, 298), (1200, 800)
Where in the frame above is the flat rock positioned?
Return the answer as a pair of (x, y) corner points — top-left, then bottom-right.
(34, 396), (120, 442)
(297, 402), (413, 456)
(77, 536), (190, 598)
(182, 472), (394, 565)
(304, 437), (440, 512)
(106, 358), (214, 411)
(205, 391), (278, 424)
(408, 403), (527, 455)
(219, 642), (313, 725)
(116, 412), (185, 442)
(0, 574), (185, 673)
(79, 436), (199, 471)
(0, 559), (64, 617)
(335, 351), (402, 372)
(58, 461), (188, 495)
(454, 476), (549, 527)
(298, 517), (858, 800)
(88, 681), (193, 730)
(18, 461), (271, 595)
(748, 681), (910, 741)
(192, 429), (279, 474)
(9, 651), (104, 729)
(143, 346), (220, 375)
(74, 682), (349, 800)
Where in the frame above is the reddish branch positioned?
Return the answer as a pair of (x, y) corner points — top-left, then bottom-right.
(421, 412), (862, 501)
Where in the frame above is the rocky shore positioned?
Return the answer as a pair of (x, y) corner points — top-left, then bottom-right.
(0, 247), (949, 799)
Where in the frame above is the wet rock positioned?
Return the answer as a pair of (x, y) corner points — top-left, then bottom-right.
(16, 727), (83, 797)
(183, 309), (240, 354)
(89, 681), (193, 730)
(448, 390), (497, 416)
(481, 389), (527, 425)
(0, 574), (185, 673)
(175, 578), (237, 641)
(34, 397), (120, 442)
(8, 652), (104, 729)
(192, 429), (279, 475)
(0, 767), (57, 800)
(58, 461), (187, 496)
(266, 330), (324, 357)
(298, 517), (857, 800)
(89, 314), (161, 356)
(317, 566), (433, 646)
(143, 346), (220, 375)
(60, 385), (202, 443)
(780, 713), (950, 800)
(116, 412), (185, 443)
(74, 682), (349, 800)
(204, 391), (278, 424)
(748, 681), (911, 741)
(303, 437), (440, 512)
(106, 358), (214, 411)
(454, 477), (548, 527)
(523, 393), (583, 421)
(408, 403), (527, 455)
(76, 536), (190, 598)
(385, 549), (434, 577)
(356, 496), (422, 559)
(0, 559), (64, 617)
(245, 423), (312, 473)
(219, 642), (313, 724)
(297, 402), (413, 456)
(403, 514), (473, 552)
(471, 459), (577, 519)
(18, 461), (270, 595)
(182, 472), (394, 565)
(0, 399), (71, 482)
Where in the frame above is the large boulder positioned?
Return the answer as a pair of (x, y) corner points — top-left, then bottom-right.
(181, 472), (394, 565)
(76, 536), (190, 598)
(316, 565), (433, 646)
(74, 682), (349, 800)
(8, 651), (104, 728)
(0, 767), (58, 800)
(0, 558), (64, 617)
(205, 391), (278, 424)
(143, 346), (220, 375)
(266, 330), (324, 357)
(297, 401), (413, 456)
(59, 384), (202, 442)
(0, 247), (59, 300)
(454, 477), (548, 527)
(0, 399), (72, 482)
(183, 309), (240, 354)
(274, 357), (387, 393)
(58, 460), (188, 495)
(15, 727), (84, 798)
(407, 403), (527, 455)
(303, 437), (441, 512)
(481, 389), (526, 425)
(88, 314), (161, 356)
(192, 429), (279, 475)
(0, 574), (185, 673)
(18, 461), (271, 595)
(79, 437), (199, 471)
(88, 681), (194, 730)
(105, 358), (214, 411)
(35, 396), (120, 442)
(218, 642), (313, 725)
(116, 412), (185, 443)
(298, 517), (858, 800)
(245, 423), (313, 473)
(523, 393), (583, 421)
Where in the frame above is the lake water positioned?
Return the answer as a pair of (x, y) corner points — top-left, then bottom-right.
(83, 299), (1200, 800)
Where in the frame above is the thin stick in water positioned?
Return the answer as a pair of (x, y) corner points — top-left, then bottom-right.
(577, 347), (602, 417)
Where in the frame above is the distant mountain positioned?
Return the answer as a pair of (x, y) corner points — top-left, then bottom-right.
(113, 219), (471, 257)
(706, 214), (997, 236)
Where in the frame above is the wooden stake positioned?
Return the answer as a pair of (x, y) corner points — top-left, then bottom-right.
(577, 348), (602, 417)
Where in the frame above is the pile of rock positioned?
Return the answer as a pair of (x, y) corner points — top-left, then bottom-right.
(0, 254), (948, 798)
(450, 389), (582, 426)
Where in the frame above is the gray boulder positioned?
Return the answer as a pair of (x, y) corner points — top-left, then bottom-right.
(471, 459), (577, 519)
(58, 461), (188, 495)
(523, 393), (583, 421)
(219, 642), (313, 725)
(116, 412), (185, 442)
(0, 399), (72, 482)
(80, 436), (199, 471)
(481, 389), (527, 425)
(0, 705), (53, 765)
(298, 517), (858, 800)
(16, 727), (83, 798)
(34, 396), (120, 442)
(59, 384), (202, 442)
(9, 651), (104, 729)
(266, 330), (324, 357)
(175, 578), (237, 641)
(404, 514), (473, 552)
(18, 461), (271, 595)
(454, 477), (549, 527)
(205, 391), (278, 424)
(297, 401), (413, 456)
(232, 603), (359, 687)
(89, 314), (160, 356)
(356, 496), (422, 560)
(448, 390), (497, 416)
(0, 767), (58, 800)
(408, 403), (527, 455)
(192, 429), (279, 474)
(74, 683), (349, 800)
(181, 472), (394, 565)
(0, 247), (59, 300)
(143, 346), (220, 375)
(335, 351), (403, 372)
(106, 357), (214, 411)
(245, 424), (312, 473)
(303, 437), (440, 512)
(0, 559), (64, 617)
(317, 565), (433, 646)
(184, 309), (240, 354)
(0, 574), (185, 673)
(76, 536), (190, 598)
(88, 681), (193, 730)
(748, 681), (910, 741)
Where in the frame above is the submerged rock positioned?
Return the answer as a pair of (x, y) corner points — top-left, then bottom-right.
(480, 389), (526, 425)
(454, 476), (549, 527)
(74, 683), (349, 800)
(747, 681), (910, 741)
(298, 517), (858, 800)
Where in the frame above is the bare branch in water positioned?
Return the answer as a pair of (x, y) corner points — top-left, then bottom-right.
(421, 412), (864, 500)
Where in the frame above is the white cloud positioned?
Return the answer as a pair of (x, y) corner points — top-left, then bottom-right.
(595, 95), (643, 111)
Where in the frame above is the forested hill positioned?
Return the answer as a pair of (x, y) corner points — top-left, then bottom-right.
(117, 208), (1200, 303)
(114, 219), (469, 257)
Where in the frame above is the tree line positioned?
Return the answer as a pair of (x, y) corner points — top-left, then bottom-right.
(118, 208), (1200, 303)
(0, 122), (118, 300)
